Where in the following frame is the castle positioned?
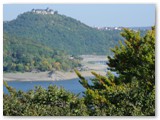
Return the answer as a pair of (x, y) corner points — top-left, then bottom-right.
(31, 8), (58, 15)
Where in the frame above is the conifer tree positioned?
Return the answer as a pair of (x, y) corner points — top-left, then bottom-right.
(108, 27), (155, 87)
(76, 27), (155, 116)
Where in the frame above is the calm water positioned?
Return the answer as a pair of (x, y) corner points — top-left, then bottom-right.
(3, 78), (86, 96)
(3, 71), (118, 96)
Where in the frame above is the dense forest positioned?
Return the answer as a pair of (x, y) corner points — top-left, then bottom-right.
(4, 27), (155, 116)
(4, 12), (124, 55)
(3, 33), (81, 72)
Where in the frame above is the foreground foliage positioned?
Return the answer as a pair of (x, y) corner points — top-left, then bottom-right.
(75, 71), (155, 116)
(3, 82), (87, 116)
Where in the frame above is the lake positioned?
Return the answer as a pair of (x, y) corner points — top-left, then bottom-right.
(3, 78), (86, 96)
(3, 72), (118, 96)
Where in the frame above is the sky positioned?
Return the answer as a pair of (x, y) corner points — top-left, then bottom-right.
(3, 4), (155, 27)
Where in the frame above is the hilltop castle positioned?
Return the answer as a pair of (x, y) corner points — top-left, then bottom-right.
(31, 8), (58, 15)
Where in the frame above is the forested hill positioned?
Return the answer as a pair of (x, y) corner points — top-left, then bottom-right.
(4, 11), (123, 55)
(3, 33), (81, 72)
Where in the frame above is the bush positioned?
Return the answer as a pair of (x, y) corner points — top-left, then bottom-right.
(3, 81), (87, 116)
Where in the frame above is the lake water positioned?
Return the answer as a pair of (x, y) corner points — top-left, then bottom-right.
(3, 78), (86, 96)
(3, 72), (118, 96)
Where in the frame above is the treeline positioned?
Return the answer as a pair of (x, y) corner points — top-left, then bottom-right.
(3, 33), (81, 72)
(3, 28), (155, 116)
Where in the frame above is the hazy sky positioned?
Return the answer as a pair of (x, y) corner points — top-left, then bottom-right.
(3, 4), (155, 27)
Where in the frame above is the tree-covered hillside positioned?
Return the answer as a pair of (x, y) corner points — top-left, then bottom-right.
(4, 12), (123, 55)
(3, 33), (81, 72)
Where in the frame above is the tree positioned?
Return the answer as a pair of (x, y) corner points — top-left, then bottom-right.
(108, 27), (155, 87)
(75, 27), (155, 116)
(16, 64), (24, 72)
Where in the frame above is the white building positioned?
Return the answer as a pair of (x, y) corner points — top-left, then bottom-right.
(31, 8), (57, 15)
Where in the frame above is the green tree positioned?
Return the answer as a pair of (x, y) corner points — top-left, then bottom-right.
(76, 27), (155, 116)
(16, 64), (24, 72)
(108, 27), (155, 86)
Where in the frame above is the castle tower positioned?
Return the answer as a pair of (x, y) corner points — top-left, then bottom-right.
(46, 7), (50, 12)
(31, 9), (35, 12)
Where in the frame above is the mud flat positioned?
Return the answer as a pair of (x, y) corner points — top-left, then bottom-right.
(3, 70), (106, 81)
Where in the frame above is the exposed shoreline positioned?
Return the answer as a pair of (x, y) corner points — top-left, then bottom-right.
(3, 70), (106, 82)
(3, 55), (108, 82)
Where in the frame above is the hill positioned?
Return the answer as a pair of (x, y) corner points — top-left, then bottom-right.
(3, 33), (81, 72)
(4, 11), (123, 55)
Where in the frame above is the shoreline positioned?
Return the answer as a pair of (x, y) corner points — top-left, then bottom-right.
(4, 55), (108, 82)
(3, 70), (106, 82)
